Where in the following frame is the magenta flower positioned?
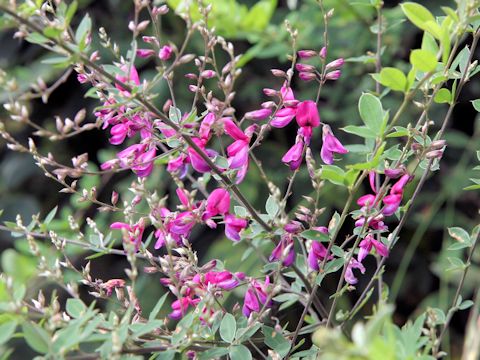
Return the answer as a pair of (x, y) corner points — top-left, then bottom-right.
(115, 65), (140, 93)
(224, 214), (247, 242)
(159, 45), (173, 61)
(113, 143), (156, 177)
(269, 234), (295, 267)
(242, 277), (271, 317)
(271, 84), (299, 128)
(187, 137), (217, 173)
(358, 234), (389, 262)
(224, 119), (256, 183)
(110, 219), (145, 250)
(307, 226), (332, 271)
(282, 137), (304, 170)
(345, 258), (366, 285)
(296, 100), (320, 142)
(194, 271), (245, 291)
(169, 295), (199, 319)
(205, 188), (230, 218)
(320, 124), (348, 164)
(382, 174), (412, 216)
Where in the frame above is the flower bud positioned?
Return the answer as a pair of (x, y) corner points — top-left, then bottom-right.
(299, 72), (317, 82)
(298, 50), (317, 59)
(325, 58), (344, 71)
(319, 47), (327, 59)
(271, 69), (286, 77)
(296, 63), (316, 72)
(326, 70), (341, 80)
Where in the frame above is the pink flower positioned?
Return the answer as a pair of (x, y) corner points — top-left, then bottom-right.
(195, 271), (245, 291)
(205, 188), (230, 218)
(271, 84), (299, 128)
(242, 277), (271, 317)
(199, 113), (216, 141)
(101, 279), (125, 296)
(382, 174), (412, 216)
(224, 214), (247, 242)
(307, 227), (332, 271)
(114, 143), (157, 177)
(358, 234), (389, 262)
(345, 258), (366, 285)
(296, 100), (320, 142)
(169, 295), (199, 319)
(115, 65), (140, 93)
(159, 45), (173, 61)
(320, 124), (348, 164)
(110, 219), (145, 250)
(224, 119), (256, 183)
(269, 234), (295, 267)
(187, 138), (217, 173)
(282, 137), (304, 170)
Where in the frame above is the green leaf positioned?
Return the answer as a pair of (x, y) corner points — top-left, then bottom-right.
(358, 93), (385, 135)
(319, 165), (346, 186)
(66, 298), (87, 318)
(410, 49), (437, 72)
(300, 229), (329, 242)
(434, 88), (452, 104)
(401, 2), (441, 38)
(220, 313), (236, 343)
(65, 1), (78, 26)
(263, 326), (291, 358)
(26, 32), (49, 45)
(373, 67), (407, 92)
(44, 206), (57, 225)
(0, 320), (17, 345)
(230, 344), (252, 360)
(421, 32), (439, 55)
(198, 348), (229, 360)
(22, 322), (50, 354)
(448, 227), (472, 246)
(75, 14), (92, 49)
(265, 195), (279, 218)
(472, 99), (480, 112)
(458, 300), (474, 310)
(342, 125), (377, 138)
(149, 293), (168, 321)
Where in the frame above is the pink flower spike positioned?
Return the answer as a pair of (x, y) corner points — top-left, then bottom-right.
(321, 125), (348, 165)
(244, 108), (272, 121)
(159, 45), (173, 61)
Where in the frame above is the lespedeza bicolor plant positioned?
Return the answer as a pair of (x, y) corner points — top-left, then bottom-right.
(0, 0), (479, 359)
